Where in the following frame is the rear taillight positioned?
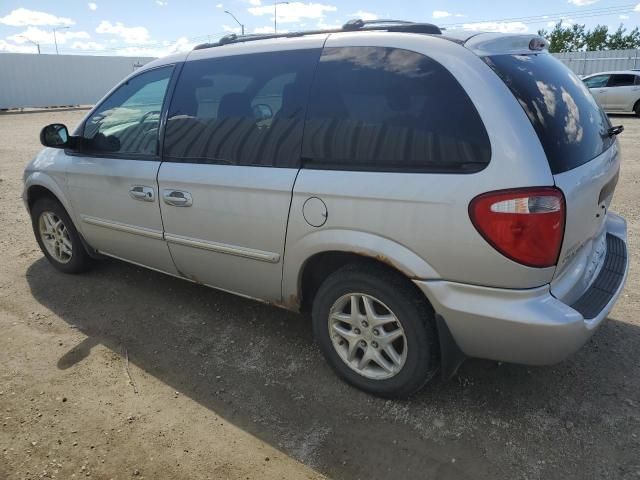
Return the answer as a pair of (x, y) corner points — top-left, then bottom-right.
(469, 187), (565, 268)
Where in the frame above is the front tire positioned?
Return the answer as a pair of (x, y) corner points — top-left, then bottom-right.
(30, 197), (93, 274)
(312, 264), (439, 398)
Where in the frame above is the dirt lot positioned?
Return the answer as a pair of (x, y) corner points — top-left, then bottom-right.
(0, 109), (639, 480)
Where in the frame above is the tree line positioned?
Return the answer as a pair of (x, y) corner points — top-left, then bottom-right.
(537, 22), (640, 53)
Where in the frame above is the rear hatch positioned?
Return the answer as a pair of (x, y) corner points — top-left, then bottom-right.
(483, 51), (620, 303)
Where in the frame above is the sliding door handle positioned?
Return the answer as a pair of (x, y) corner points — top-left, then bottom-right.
(163, 189), (193, 207)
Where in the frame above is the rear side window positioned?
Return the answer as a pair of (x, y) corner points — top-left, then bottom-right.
(485, 54), (613, 175)
(302, 47), (491, 173)
(609, 74), (636, 87)
(163, 49), (320, 167)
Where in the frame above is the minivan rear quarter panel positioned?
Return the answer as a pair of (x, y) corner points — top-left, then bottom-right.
(283, 32), (559, 304)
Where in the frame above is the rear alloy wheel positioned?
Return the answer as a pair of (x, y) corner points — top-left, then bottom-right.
(328, 293), (407, 380)
(312, 264), (439, 398)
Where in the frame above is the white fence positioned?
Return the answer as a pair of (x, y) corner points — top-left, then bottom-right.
(553, 49), (640, 76)
(0, 53), (155, 110)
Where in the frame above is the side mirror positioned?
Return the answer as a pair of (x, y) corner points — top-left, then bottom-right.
(252, 104), (273, 121)
(40, 124), (70, 148)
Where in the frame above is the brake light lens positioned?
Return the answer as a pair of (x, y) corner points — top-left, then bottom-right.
(469, 187), (565, 268)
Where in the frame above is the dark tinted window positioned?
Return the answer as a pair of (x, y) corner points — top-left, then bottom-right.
(609, 74), (636, 87)
(83, 66), (173, 156)
(163, 49), (320, 167)
(302, 47), (491, 173)
(583, 75), (609, 88)
(486, 54), (613, 174)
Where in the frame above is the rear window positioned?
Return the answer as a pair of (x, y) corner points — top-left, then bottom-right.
(485, 54), (613, 174)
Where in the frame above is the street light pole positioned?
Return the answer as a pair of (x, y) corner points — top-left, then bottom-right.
(52, 26), (70, 55)
(224, 10), (245, 35)
(274, 1), (289, 33)
(18, 35), (40, 54)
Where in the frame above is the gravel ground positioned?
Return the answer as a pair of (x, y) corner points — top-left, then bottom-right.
(0, 109), (638, 480)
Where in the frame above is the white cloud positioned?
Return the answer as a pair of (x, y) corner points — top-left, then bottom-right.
(0, 8), (74, 27)
(463, 21), (528, 34)
(249, 0), (262, 5)
(156, 0), (168, 5)
(216, 3), (224, 8)
(316, 19), (341, 29)
(433, 10), (452, 19)
(248, 2), (336, 23)
(350, 10), (377, 21)
(72, 41), (105, 50)
(634, 4), (640, 12)
(432, 10), (464, 19)
(88, 3), (98, 11)
(223, 24), (241, 33)
(0, 39), (38, 53)
(254, 26), (274, 33)
(96, 21), (152, 44)
(112, 36), (196, 57)
(620, 14), (630, 19)
(7, 26), (90, 45)
(568, 0), (598, 5)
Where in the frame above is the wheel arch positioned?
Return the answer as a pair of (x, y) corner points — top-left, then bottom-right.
(24, 173), (74, 217)
(24, 174), (100, 259)
(282, 230), (440, 313)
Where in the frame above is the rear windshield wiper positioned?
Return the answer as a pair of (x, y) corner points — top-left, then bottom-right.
(608, 125), (624, 137)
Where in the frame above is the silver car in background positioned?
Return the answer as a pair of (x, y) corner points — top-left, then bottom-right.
(583, 70), (640, 115)
(23, 20), (629, 398)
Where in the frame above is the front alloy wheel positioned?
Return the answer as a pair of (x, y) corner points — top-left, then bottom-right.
(38, 211), (73, 264)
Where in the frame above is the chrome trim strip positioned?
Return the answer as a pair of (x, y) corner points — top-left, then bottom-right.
(81, 215), (163, 240)
(165, 232), (281, 263)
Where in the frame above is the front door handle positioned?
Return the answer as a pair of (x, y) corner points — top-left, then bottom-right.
(129, 185), (155, 202)
(163, 189), (193, 207)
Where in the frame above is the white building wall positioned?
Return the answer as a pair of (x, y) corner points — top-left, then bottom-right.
(0, 53), (155, 109)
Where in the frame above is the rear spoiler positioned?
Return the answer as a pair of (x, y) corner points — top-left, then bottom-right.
(464, 33), (548, 56)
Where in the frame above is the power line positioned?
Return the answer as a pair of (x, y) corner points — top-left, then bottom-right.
(442, 3), (638, 27)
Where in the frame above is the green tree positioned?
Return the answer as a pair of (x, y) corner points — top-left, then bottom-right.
(538, 21), (585, 53)
(539, 22), (640, 52)
(606, 24), (640, 49)
(584, 25), (608, 51)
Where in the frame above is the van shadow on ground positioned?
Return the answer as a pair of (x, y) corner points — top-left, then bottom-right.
(26, 256), (640, 480)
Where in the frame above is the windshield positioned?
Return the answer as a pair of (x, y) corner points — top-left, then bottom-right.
(484, 53), (613, 174)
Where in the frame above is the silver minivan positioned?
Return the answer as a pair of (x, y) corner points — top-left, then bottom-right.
(24, 20), (629, 397)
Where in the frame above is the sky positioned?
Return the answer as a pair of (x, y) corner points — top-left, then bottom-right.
(0, 0), (639, 57)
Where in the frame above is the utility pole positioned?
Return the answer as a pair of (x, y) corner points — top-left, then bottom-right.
(274, 1), (289, 33)
(52, 26), (70, 55)
(224, 10), (245, 35)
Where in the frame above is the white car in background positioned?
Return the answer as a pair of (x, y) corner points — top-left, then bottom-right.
(583, 70), (640, 115)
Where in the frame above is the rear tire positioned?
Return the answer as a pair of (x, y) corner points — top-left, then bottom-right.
(30, 197), (93, 274)
(312, 264), (439, 398)
(634, 100), (640, 117)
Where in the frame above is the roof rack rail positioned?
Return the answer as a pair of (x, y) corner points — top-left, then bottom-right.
(193, 18), (442, 50)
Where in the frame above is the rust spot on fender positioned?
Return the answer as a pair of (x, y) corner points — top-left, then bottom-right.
(356, 252), (420, 280)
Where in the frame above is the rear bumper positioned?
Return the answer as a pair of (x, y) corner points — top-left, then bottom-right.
(414, 214), (628, 366)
